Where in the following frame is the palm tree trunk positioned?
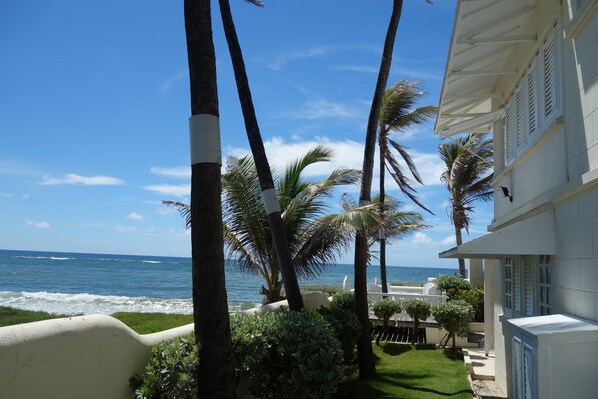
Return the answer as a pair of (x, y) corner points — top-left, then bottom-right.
(184, 0), (236, 397)
(379, 141), (388, 294)
(354, 0), (403, 379)
(454, 225), (466, 277)
(218, 0), (303, 311)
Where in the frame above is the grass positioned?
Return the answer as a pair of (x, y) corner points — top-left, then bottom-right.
(0, 306), (193, 335)
(111, 312), (193, 334)
(300, 284), (343, 296)
(334, 343), (472, 399)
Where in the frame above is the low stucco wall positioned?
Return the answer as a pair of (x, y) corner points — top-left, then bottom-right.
(0, 292), (331, 399)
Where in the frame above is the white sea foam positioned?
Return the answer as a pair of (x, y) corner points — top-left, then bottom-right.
(16, 256), (71, 261)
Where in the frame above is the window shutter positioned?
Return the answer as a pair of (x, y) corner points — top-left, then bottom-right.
(505, 98), (515, 164)
(523, 256), (534, 316)
(542, 29), (558, 123)
(515, 83), (528, 153)
(527, 61), (538, 136)
(513, 257), (521, 312)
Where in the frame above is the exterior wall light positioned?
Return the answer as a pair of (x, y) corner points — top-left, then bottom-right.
(501, 186), (513, 202)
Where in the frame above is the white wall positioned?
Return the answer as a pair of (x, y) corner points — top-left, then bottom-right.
(0, 292), (330, 399)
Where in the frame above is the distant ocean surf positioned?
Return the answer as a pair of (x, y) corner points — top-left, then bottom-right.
(0, 249), (457, 315)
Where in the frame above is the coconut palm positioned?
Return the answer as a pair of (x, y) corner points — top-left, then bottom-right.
(217, 0), (303, 310)
(353, 0), (406, 378)
(223, 145), (381, 303)
(439, 134), (493, 277)
(183, 0), (236, 396)
(377, 81), (437, 293)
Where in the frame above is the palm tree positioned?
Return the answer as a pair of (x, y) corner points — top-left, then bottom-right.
(183, 0), (236, 396)
(353, 0), (404, 379)
(439, 134), (493, 277)
(224, 145), (381, 303)
(377, 81), (437, 293)
(217, 0), (303, 310)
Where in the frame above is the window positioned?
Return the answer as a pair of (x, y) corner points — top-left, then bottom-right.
(505, 257), (513, 309)
(504, 23), (561, 167)
(504, 255), (553, 317)
(539, 255), (552, 315)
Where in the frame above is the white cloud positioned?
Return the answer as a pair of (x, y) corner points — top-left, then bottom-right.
(22, 194), (30, 199)
(149, 166), (190, 179)
(267, 47), (328, 70)
(160, 71), (187, 93)
(25, 220), (51, 229)
(411, 232), (435, 246)
(41, 173), (124, 186)
(144, 184), (190, 197)
(439, 235), (456, 246)
(286, 100), (365, 121)
(127, 212), (144, 221)
(115, 225), (136, 233)
(0, 192), (12, 198)
(332, 65), (378, 74)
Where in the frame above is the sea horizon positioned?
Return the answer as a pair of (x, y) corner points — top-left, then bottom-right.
(0, 249), (458, 315)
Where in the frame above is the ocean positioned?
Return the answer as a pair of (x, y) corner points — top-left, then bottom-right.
(0, 249), (457, 315)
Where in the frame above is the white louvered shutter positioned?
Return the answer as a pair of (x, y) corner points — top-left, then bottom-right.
(505, 98), (515, 165)
(542, 28), (558, 124)
(523, 256), (534, 316)
(527, 60), (538, 137)
(513, 257), (521, 312)
(515, 82), (528, 153)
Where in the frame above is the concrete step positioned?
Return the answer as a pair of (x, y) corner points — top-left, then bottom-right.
(472, 380), (507, 399)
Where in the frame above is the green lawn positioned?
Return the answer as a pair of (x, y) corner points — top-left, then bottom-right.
(334, 343), (472, 399)
(0, 306), (193, 334)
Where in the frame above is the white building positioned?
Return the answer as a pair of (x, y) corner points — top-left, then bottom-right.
(435, 1), (598, 398)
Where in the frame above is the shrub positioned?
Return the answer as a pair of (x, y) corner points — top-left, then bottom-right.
(318, 306), (361, 363)
(404, 299), (432, 344)
(301, 285), (343, 296)
(330, 291), (355, 312)
(372, 299), (401, 329)
(435, 275), (471, 299)
(230, 310), (345, 399)
(131, 333), (198, 399)
(431, 300), (473, 353)
(454, 285), (484, 322)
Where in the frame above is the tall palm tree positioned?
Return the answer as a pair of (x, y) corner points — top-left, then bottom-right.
(439, 134), (493, 277)
(353, 0), (404, 379)
(217, 0), (303, 310)
(183, 0), (236, 396)
(378, 81), (437, 293)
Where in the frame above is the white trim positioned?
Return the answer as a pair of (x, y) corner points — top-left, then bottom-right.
(189, 114), (221, 165)
(261, 188), (281, 215)
(439, 109), (504, 138)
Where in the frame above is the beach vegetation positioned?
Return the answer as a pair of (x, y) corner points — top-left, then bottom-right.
(439, 134), (493, 277)
(300, 284), (343, 296)
(431, 300), (474, 354)
(404, 299), (432, 344)
(454, 285), (484, 322)
(111, 312), (193, 335)
(131, 333), (198, 399)
(330, 291), (356, 312)
(222, 145), (380, 304)
(230, 310), (345, 399)
(435, 274), (471, 299)
(318, 306), (362, 363)
(372, 298), (401, 329)
(0, 306), (70, 327)
(376, 80), (437, 293)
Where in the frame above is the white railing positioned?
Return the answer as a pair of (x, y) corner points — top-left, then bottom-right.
(367, 291), (448, 307)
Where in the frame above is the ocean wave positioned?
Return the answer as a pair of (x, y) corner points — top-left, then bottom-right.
(141, 260), (162, 264)
(16, 256), (72, 261)
(0, 291), (254, 315)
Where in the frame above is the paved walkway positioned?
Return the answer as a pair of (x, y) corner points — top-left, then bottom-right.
(463, 335), (507, 399)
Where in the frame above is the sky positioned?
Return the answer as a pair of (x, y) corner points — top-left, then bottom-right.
(0, 0), (494, 268)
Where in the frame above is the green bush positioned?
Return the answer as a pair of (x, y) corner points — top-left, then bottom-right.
(301, 285), (343, 296)
(435, 275), (471, 299)
(404, 300), (432, 344)
(431, 300), (473, 352)
(454, 285), (484, 322)
(318, 306), (362, 363)
(131, 333), (198, 399)
(372, 299), (401, 329)
(330, 291), (355, 312)
(230, 310), (345, 399)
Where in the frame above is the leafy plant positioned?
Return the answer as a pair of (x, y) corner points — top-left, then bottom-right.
(431, 300), (473, 354)
(330, 291), (355, 312)
(404, 299), (432, 344)
(131, 333), (198, 399)
(435, 275), (471, 299)
(454, 285), (484, 322)
(318, 306), (362, 363)
(372, 298), (402, 329)
(230, 310), (345, 399)
(301, 285), (343, 296)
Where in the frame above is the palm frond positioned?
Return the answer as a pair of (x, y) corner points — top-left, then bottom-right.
(162, 200), (191, 229)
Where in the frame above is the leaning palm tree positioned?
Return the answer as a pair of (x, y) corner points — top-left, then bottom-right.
(217, 0), (303, 310)
(353, 0), (405, 378)
(224, 145), (381, 303)
(183, 0), (236, 396)
(377, 81), (437, 293)
(439, 134), (493, 277)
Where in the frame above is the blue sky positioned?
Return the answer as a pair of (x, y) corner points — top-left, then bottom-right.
(0, 0), (492, 268)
